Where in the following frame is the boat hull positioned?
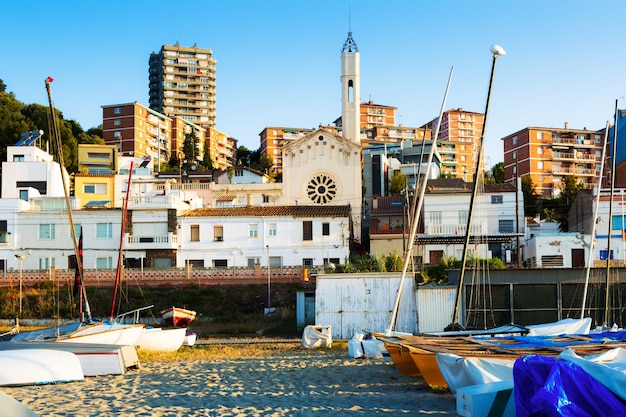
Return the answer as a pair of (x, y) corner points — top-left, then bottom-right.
(0, 348), (84, 386)
(161, 307), (197, 327)
(138, 327), (186, 352)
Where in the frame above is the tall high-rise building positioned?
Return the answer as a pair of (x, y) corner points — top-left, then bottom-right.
(149, 43), (217, 129)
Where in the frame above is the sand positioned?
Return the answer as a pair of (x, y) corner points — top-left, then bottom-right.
(3, 347), (456, 416)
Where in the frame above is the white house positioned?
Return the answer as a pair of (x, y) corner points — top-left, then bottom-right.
(418, 179), (524, 265)
(178, 205), (351, 269)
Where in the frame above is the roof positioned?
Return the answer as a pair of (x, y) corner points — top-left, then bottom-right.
(180, 205), (351, 218)
(424, 179), (516, 193)
(371, 195), (405, 214)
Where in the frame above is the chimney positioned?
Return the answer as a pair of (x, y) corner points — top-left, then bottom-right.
(564, 122), (569, 130)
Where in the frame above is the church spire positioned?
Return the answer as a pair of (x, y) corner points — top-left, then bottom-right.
(341, 32), (358, 54)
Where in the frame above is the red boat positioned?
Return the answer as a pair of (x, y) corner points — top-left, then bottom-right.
(161, 307), (197, 327)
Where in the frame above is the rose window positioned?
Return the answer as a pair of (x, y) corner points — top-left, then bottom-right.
(307, 174), (337, 204)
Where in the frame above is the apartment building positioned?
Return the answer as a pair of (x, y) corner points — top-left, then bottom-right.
(102, 102), (213, 171)
(502, 123), (605, 197)
(259, 127), (314, 176)
(205, 127), (237, 170)
(418, 108), (485, 179)
(148, 43), (217, 129)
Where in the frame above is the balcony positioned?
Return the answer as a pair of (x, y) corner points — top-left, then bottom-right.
(426, 223), (484, 235)
(125, 232), (178, 250)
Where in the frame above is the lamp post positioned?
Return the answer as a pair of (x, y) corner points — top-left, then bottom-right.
(15, 254), (27, 321)
(451, 44), (506, 328)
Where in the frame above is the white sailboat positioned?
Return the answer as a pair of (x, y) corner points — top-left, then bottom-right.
(8, 78), (144, 360)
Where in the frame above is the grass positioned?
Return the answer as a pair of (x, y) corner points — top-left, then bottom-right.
(0, 324), (348, 362)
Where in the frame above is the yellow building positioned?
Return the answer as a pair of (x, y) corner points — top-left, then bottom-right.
(75, 144), (118, 208)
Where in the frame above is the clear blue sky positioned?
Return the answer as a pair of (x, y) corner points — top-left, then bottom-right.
(2, 1), (625, 166)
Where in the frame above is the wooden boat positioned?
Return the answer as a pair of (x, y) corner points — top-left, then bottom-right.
(388, 330), (626, 389)
(137, 327), (186, 352)
(161, 307), (197, 327)
(0, 348), (84, 386)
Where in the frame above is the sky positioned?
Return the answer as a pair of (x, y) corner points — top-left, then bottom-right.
(2, 1), (626, 167)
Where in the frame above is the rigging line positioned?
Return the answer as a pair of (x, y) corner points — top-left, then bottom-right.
(580, 121), (610, 318)
(45, 77), (92, 324)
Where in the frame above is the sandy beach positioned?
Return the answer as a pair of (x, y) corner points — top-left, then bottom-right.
(3, 345), (456, 416)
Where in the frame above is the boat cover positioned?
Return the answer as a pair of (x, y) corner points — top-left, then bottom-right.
(436, 353), (514, 395)
(513, 348), (626, 417)
(526, 317), (592, 336)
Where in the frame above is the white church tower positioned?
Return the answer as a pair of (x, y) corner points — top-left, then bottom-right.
(341, 31), (360, 143)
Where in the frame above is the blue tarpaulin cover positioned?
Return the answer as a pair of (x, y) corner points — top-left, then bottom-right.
(513, 353), (626, 417)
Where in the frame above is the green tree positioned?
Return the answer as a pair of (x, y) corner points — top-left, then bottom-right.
(521, 175), (540, 217)
(388, 171), (407, 195)
(490, 162), (505, 183)
(540, 176), (582, 231)
(0, 79), (6, 93)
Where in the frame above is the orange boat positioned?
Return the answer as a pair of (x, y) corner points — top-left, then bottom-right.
(161, 307), (197, 327)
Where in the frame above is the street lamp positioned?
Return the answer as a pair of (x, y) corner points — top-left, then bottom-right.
(15, 254), (27, 322)
(451, 44), (506, 328)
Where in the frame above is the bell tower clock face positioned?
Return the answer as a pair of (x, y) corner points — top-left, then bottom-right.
(307, 173), (337, 204)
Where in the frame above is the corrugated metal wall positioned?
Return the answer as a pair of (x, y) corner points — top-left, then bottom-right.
(415, 286), (457, 333)
(315, 273), (417, 339)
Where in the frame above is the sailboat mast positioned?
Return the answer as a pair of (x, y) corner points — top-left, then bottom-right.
(451, 46), (505, 328)
(45, 77), (92, 323)
(385, 67), (453, 335)
(110, 161), (134, 320)
(603, 100), (619, 327)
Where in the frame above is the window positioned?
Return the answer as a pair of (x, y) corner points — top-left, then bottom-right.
(499, 219), (514, 233)
(114, 107), (121, 114)
(39, 257), (55, 270)
(429, 212), (442, 225)
(263, 195), (270, 203)
(322, 222), (330, 236)
(214, 226), (223, 242)
(537, 161), (544, 170)
(39, 224), (55, 240)
(213, 259), (228, 268)
(247, 258), (259, 268)
(537, 132), (544, 140)
(19, 190), (28, 201)
(249, 224), (258, 238)
(114, 131), (122, 138)
(512, 136), (518, 145)
(114, 119), (121, 126)
(190, 225), (200, 242)
(303, 221), (313, 241)
(303, 258), (314, 266)
(458, 211), (468, 226)
(537, 147), (543, 155)
(84, 183), (107, 194)
(13, 155), (24, 162)
(96, 257), (113, 269)
(268, 223), (277, 236)
(491, 195), (503, 204)
(96, 222), (113, 239)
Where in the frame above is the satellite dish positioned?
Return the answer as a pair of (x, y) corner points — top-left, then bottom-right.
(490, 44), (506, 56)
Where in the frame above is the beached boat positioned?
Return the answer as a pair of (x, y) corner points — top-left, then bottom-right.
(1, 341), (140, 376)
(183, 331), (197, 347)
(161, 307), (197, 327)
(0, 348), (84, 386)
(137, 327), (186, 352)
(0, 391), (40, 416)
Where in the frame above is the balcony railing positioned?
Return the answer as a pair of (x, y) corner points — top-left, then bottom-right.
(125, 232), (178, 249)
(426, 223), (484, 235)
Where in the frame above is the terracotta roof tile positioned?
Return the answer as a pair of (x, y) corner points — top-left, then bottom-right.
(180, 205), (352, 218)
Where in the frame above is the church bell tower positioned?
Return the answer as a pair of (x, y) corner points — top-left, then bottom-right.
(341, 31), (360, 144)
